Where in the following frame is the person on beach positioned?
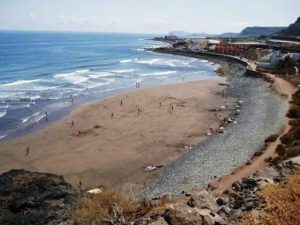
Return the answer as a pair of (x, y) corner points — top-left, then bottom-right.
(137, 107), (141, 115)
(45, 111), (48, 121)
(120, 100), (123, 106)
(70, 96), (74, 104)
(171, 104), (174, 111)
(159, 102), (162, 108)
(111, 112), (114, 119)
(71, 121), (74, 127)
(26, 147), (30, 156)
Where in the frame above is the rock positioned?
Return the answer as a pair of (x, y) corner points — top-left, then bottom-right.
(187, 197), (196, 208)
(220, 206), (231, 214)
(163, 204), (202, 225)
(0, 169), (78, 225)
(149, 217), (169, 225)
(216, 198), (226, 206)
(256, 177), (274, 189)
(194, 208), (225, 225)
(202, 215), (213, 225)
(189, 190), (218, 211)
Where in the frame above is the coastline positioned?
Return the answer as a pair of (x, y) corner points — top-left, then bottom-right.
(0, 78), (230, 196)
(0, 47), (292, 199)
(143, 48), (289, 197)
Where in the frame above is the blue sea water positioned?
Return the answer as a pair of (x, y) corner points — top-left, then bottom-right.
(0, 31), (218, 140)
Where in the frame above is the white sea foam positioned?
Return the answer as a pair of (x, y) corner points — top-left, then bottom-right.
(140, 71), (177, 76)
(75, 69), (90, 73)
(0, 135), (7, 139)
(84, 78), (115, 89)
(29, 95), (41, 100)
(0, 79), (40, 87)
(88, 72), (114, 79)
(0, 109), (6, 118)
(111, 69), (135, 73)
(134, 48), (144, 52)
(54, 71), (90, 84)
(120, 59), (132, 63)
(22, 116), (31, 123)
(135, 58), (160, 65)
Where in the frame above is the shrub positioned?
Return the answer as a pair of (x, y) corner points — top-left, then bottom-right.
(287, 105), (300, 118)
(275, 144), (286, 157)
(74, 189), (133, 225)
(265, 134), (279, 143)
(286, 146), (300, 158)
(254, 150), (263, 157)
(289, 119), (300, 126)
(280, 133), (294, 145)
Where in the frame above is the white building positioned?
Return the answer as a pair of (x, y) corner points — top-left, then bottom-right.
(257, 50), (283, 69)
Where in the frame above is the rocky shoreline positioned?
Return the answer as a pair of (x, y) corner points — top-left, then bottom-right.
(142, 47), (289, 197)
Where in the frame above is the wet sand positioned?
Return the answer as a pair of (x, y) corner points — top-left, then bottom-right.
(0, 78), (230, 195)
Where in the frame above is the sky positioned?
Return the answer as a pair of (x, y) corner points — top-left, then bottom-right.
(0, 0), (299, 34)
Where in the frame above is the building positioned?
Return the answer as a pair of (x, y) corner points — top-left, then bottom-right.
(256, 51), (300, 70)
(214, 42), (248, 56)
(256, 50), (283, 69)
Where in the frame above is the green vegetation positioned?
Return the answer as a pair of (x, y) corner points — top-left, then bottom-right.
(272, 56), (299, 75)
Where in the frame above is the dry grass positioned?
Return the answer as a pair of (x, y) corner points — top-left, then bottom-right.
(73, 189), (133, 225)
(239, 169), (300, 225)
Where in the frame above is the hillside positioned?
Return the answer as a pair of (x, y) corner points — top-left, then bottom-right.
(277, 17), (300, 36)
(240, 26), (286, 37)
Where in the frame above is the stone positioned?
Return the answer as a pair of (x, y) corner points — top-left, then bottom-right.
(163, 204), (202, 225)
(149, 217), (169, 225)
(216, 198), (226, 206)
(220, 206), (231, 214)
(194, 208), (225, 225)
(189, 190), (218, 211)
(202, 215), (213, 225)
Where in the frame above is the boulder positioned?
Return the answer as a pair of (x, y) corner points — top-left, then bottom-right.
(202, 215), (213, 225)
(194, 208), (225, 225)
(189, 190), (218, 211)
(0, 169), (78, 225)
(163, 204), (202, 225)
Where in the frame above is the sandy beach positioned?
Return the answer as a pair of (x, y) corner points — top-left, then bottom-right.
(0, 78), (230, 195)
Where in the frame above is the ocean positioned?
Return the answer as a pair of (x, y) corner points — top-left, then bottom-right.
(0, 31), (218, 140)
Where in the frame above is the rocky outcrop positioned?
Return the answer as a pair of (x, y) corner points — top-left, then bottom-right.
(0, 169), (78, 225)
(277, 17), (300, 37)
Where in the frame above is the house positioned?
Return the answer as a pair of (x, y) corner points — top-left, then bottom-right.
(256, 50), (283, 69)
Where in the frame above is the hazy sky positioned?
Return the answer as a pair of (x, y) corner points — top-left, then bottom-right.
(0, 0), (299, 34)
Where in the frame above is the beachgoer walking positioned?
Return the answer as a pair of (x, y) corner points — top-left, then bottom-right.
(159, 102), (162, 108)
(137, 107), (141, 115)
(171, 104), (174, 111)
(26, 147), (30, 156)
(70, 96), (74, 104)
(71, 121), (74, 127)
(120, 100), (123, 106)
(45, 111), (48, 121)
(111, 112), (114, 119)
